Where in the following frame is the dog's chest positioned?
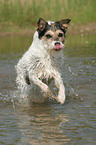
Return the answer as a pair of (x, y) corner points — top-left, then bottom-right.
(36, 55), (53, 79)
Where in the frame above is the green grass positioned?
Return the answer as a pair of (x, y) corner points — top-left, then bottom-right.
(0, 0), (96, 26)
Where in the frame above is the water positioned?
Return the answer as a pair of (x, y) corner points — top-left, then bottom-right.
(0, 34), (96, 145)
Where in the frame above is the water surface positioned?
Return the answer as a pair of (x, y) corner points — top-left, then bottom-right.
(0, 34), (96, 145)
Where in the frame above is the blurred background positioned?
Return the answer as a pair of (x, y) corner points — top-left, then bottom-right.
(0, 1), (96, 145)
(0, 0), (96, 34)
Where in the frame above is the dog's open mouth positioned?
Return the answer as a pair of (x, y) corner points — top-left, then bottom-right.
(54, 42), (62, 51)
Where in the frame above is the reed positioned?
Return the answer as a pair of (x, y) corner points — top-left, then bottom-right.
(0, 0), (95, 26)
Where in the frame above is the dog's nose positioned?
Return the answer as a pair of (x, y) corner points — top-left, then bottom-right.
(55, 42), (60, 45)
(54, 42), (62, 51)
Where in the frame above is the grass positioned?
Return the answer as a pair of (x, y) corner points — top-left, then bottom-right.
(0, 0), (96, 27)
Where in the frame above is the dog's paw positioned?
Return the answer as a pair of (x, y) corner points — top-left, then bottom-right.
(57, 92), (66, 104)
(42, 86), (54, 98)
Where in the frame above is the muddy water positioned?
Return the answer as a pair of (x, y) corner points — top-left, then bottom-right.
(0, 34), (96, 145)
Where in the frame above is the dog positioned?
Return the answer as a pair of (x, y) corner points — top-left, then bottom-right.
(16, 18), (71, 104)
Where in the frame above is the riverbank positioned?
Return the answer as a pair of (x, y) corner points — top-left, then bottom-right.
(0, 22), (96, 37)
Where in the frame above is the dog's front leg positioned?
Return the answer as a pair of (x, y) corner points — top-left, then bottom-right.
(52, 71), (66, 104)
(29, 75), (54, 98)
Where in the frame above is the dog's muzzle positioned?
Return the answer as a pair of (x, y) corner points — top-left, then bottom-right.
(54, 42), (62, 51)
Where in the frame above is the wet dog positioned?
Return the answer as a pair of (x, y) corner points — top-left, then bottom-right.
(16, 18), (71, 104)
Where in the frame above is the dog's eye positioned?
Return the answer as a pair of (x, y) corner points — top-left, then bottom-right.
(45, 34), (52, 39)
(58, 33), (63, 37)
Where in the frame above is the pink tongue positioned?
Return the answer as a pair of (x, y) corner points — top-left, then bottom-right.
(54, 44), (62, 50)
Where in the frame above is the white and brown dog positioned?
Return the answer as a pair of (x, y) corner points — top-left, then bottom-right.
(16, 18), (71, 104)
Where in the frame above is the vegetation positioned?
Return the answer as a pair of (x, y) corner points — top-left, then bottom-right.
(0, 0), (96, 26)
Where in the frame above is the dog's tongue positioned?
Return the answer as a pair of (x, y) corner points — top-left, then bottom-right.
(54, 44), (62, 51)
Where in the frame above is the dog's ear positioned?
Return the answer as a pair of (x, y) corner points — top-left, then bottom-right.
(37, 18), (46, 31)
(58, 19), (71, 31)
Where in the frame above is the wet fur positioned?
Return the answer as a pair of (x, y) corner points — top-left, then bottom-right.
(16, 18), (71, 104)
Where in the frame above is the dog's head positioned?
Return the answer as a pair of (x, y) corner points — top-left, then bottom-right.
(37, 18), (71, 51)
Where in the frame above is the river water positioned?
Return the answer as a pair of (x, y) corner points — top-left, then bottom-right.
(0, 34), (96, 145)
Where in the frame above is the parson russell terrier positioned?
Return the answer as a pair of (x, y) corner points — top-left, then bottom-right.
(16, 18), (71, 104)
